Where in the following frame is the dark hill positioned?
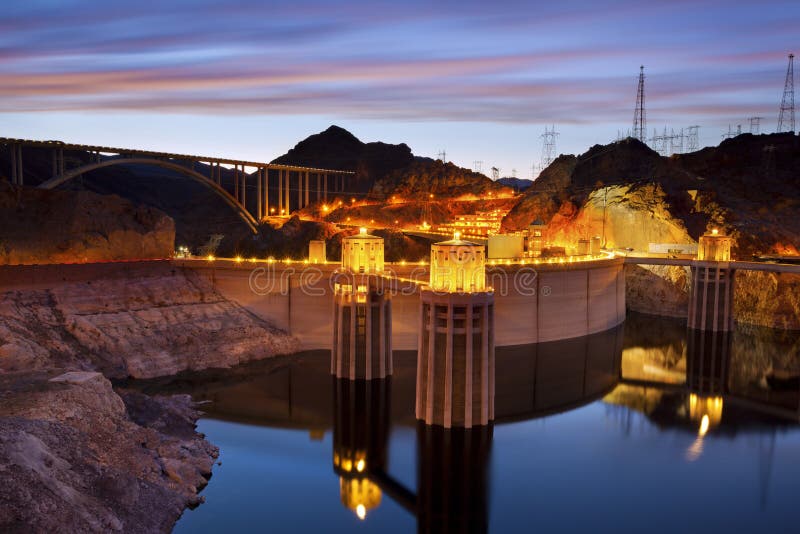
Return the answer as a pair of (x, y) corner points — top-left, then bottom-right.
(271, 125), (414, 194)
(497, 177), (533, 192)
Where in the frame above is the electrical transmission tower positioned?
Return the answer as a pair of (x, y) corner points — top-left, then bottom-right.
(540, 125), (559, 169)
(721, 125), (737, 140)
(778, 53), (795, 133)
(633, 66), (646, 142)
(473, 160), (483, 173)
(437, 150), (447, 163)
(686, 126), (700, 151)
(491, 167), (500, 181)
(670, 128), (685, 155)
(650, 127), (667, 156)
(748, 117), (763, 134)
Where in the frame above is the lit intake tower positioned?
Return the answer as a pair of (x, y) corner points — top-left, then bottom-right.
(689, 229), (734, 332)
(416, 232), (495, 428)
(332, 228), (392, 380)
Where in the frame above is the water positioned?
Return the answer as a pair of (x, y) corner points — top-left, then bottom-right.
(149, 314), (800, 533)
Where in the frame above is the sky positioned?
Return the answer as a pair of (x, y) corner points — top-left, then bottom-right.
(1, 0), (798, 178)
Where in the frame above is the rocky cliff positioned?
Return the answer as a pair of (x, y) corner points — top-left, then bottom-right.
(0, 371), (217, 532)
(0, 183), (174, 265)
(0, 266), (299, 379)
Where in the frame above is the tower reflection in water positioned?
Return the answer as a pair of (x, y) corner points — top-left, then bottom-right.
(331, 376), (493, 532)
(685, 328), (730, 460)
(332, 378), (390, 521)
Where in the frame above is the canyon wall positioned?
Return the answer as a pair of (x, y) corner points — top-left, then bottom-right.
(0, 263), (299, 379)
(0, 183), (174, 265)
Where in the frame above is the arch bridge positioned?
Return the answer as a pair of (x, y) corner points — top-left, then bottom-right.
(1, 137), (355, 234)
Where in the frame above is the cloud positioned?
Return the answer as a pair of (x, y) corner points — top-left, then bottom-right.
(0, 0), (797, 127)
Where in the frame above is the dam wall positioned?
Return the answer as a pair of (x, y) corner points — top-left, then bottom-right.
(0, 257), (626, 351)
(177, 257), (626, 350)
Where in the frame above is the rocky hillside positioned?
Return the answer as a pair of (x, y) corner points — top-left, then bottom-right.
(503, 134), (799, 258)
(0, 183), (174, 265)
(0, 265), (299, 378)
(370, 159), (512, 200)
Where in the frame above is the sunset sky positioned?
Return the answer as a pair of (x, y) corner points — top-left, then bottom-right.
(1, 0), (797, 177)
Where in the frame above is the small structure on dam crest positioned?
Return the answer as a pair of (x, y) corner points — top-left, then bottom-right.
(331, 228), (392, 379)
(417, 232), (495, 428)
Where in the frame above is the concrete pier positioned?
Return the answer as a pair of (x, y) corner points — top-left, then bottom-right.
(416, 235), (495, 428)
(688, 231), (735, 332)
(331, 228), (392, 380)
(331, 273), (392, 380)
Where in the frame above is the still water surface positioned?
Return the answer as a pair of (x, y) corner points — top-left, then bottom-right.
(151, 314), (800, 533)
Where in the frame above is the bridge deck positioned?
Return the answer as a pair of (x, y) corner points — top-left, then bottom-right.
(0, 136), (354, 174)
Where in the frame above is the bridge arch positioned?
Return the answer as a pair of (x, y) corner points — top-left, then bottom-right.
(38, 157), (260, 234)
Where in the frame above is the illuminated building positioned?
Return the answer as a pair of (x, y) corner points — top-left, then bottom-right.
(524, 219), (547, 256)
(417, 233), (495, 428)
(433, 210), (506, 239)
(689, 229), (734, 331)
(697, 228), (732, 261)
(342, 227), (384, 273)
(332, 228), (392, 379)
(308, 239), (326, 263)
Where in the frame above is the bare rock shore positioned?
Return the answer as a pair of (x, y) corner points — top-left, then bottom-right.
(0, 371), (217, 533)
(0, 266), (301, 532)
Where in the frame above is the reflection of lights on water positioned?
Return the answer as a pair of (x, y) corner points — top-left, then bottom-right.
(356, 504), (366, 520)
(686, 435), (704, 462)
(698, 414), (710, 437)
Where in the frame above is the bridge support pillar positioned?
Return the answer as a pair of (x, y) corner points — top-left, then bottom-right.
(324, 173), (328, 202)
(14, 144), (23, 185)
(256, 167), (262, 220)
(304, 171), (310, 207)
(234, 165), (239, 201)
(264, 167), (269, 217)
(416, 290), (495, 428)
(278, 169), (283, 215)
(241, 166), (246, 207)
(316, 172), (321, 202)
(285, 170), (291, 215)
(297, 170), (303, 208)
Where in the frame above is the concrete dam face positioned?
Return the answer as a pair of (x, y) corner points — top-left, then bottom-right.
(182, 256), (626, 351)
